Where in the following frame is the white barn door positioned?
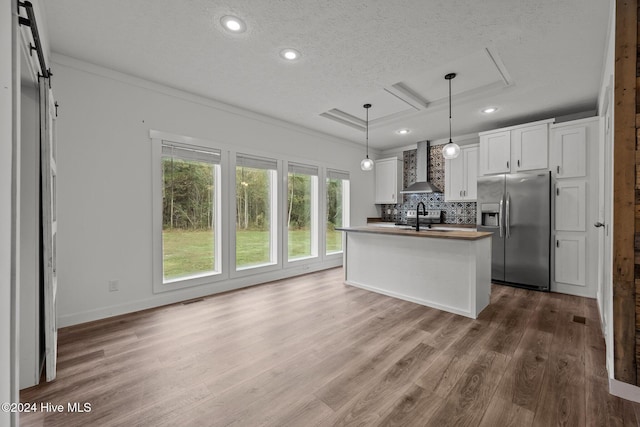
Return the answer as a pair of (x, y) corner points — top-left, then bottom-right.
(39, 78), (57, 381)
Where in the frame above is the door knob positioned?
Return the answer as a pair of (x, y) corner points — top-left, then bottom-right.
(594, 222), (605, 228)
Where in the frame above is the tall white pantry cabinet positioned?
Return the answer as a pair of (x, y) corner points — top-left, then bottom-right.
(478, 117), (600, 298)
(550, 117), (600, 298)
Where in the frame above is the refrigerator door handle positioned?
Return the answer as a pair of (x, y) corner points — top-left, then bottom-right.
(498, 196), (504, 238)
(505, 193), (511, 238)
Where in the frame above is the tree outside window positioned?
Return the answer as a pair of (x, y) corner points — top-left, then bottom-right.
(326, 171), (349, 254)
(287, 163), (318, 261)
(235, 154), (278, 270)
(162, 144), (220, 281)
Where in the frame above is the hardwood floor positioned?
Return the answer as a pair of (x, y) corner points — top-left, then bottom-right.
(19, 267), (640, 426)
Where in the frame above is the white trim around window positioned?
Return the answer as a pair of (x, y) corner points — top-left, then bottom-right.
(151, 133), (228, 293)
(283, 161), (320, 268)
(230, 152), (283, 279)
(324, 169), (350, 259)
(150, 129), (347, 294)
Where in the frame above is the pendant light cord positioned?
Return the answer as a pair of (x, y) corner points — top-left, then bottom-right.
(364, 103), (371, 159)
(442, 73), (458, 160)
(366, 106), (369, 159)
(448, 77), (452, 143)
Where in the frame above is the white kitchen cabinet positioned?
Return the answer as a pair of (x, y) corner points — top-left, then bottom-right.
(554, 234), (586, 287)
(555, 181), (586, 231)
(550, 124), (587, 178)
(478, 119), (553, 176)
(479, 131), (510, 175)
(551, 117), (600, 298)
(374, 157), (402, 204)
(512, 123), (548, 172)
(445, 144), (478, 201)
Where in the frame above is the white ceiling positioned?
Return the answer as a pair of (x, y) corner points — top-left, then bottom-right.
(42, 0), (611, 151)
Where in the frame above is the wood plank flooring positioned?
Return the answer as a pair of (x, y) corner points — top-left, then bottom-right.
(19, 267), (640, 426)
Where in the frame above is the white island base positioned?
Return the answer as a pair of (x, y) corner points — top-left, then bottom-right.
(340, 228), (492, 319)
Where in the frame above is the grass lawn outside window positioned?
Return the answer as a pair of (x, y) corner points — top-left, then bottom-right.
(163, 228), (341, 278)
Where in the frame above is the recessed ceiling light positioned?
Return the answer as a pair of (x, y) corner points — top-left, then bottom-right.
(482, 107), (498, 114)
(280, 48), (301, 61)
(220, 15), (246, 33)
(396, 129), (411, 135)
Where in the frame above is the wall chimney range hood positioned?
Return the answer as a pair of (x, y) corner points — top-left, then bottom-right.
(400, 140), (442, 194)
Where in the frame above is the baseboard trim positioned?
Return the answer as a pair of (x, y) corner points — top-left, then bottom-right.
(58, 260), (341, 327)
(609, 378), (640, 403)
(551, 282), (597, 299)
(344, 280), (475, 319)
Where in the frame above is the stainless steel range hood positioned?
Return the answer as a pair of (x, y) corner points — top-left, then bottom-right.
(400, 140), (442, 193)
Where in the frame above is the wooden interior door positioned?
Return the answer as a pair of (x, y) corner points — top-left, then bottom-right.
(39, 77), (57, 381)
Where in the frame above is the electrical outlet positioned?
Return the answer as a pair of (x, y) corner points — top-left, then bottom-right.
(108, 280), (119, 292)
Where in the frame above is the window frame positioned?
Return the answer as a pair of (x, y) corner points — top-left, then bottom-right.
(284, 161), (320, 267)
(150, 130), (349, 293)
(324, 169), (350, 259)
(151, 131), (227, 293)
(230, 152), (282, 278)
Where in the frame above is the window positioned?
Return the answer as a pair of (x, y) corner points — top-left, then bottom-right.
(287, 163), (318, 261)
(152, 130), (351, 292)
(326, 169), (350, 255)
(161, 143), (221, 282)
(236, 154), (278, 270)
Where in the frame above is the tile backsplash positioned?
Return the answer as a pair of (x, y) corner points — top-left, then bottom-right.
(380, 146), (477, 224)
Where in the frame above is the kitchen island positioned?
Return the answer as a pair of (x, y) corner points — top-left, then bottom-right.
(336, 226), (493, 319)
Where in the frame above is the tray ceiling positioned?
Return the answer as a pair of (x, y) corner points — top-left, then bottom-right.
(321, 48), (513, 131)
(42, 0), (611, 150)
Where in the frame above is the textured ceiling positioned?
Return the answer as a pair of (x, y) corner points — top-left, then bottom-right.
(43, 0), (611, 150)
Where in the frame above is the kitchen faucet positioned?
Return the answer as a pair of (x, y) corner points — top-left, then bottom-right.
(416, 202), (426, 232)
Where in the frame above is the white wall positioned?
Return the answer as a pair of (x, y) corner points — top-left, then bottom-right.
(1, 0), (17, 424)
(598, 1), (615, 115)
(53, 55), (377, 326)
(597, 0), (615, 383)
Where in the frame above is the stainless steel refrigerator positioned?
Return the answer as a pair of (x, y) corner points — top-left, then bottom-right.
(477, 172), (551, 291)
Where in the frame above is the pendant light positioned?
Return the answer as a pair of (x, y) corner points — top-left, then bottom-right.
(442, 73), (461, 160)
(360, 103), (374, 171)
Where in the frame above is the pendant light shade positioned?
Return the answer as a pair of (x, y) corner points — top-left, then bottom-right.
(442, 73), (460, 160)
(360, 157), (374, 171)
(361, 103), (374, 171)
(442, 142), (460, 159)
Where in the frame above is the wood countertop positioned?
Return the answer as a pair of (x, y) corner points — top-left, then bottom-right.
(336, 226), (493, 241)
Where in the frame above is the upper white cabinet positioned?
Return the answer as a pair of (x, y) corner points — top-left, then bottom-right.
(478, 131), (510, 175)
(445, 144), (478, 201)
(550, 124), (587, 178)
(374, 157), (402, 204)
(512, 124), (549, 172)
(479, 119), (553, 176)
